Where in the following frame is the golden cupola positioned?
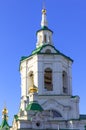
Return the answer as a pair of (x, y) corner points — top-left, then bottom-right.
(0, 107), (10, 129)
(2, 107), (8, 116)
(29, 86), (38, 93)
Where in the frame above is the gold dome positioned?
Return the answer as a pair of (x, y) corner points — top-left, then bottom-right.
(2, 107), (8, 115)
(29, 86), (38, 93)
(42, 9), (46, 14)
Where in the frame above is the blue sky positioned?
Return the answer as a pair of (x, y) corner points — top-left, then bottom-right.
(0, 0), (86, 125)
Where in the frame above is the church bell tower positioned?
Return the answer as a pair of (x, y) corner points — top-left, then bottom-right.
(14, 7), (81, 130)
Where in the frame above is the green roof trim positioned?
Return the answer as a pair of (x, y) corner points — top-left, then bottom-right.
(26, 101), (43, 111)
(14, 115), (18, 121)
(20, 44), (73, 62)
(32, 44), (73, 61)
(0, 117), (10, 129)
(32, 45), (43, 55)
(36, 26), (53, 34)
(31, 44), (60, 55)
(71, 96), (78, 98)
(79, 114), (86, 120)
(21, 56), (28, 61)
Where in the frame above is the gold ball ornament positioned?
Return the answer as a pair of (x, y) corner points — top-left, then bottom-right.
(29, 86), (38, 93)
(42, 9), (46, 14)
(2, 108), (8, 115)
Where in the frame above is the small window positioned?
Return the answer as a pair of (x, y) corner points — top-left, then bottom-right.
(44, 34), (47, 43)
(49, 36), (51, 42)
(28, 71), (34, 88)
(45, 49), (51, 53)
(44, 68), (53, 91)
(62, 71), (68, 94)
(39, 35), (42, 43)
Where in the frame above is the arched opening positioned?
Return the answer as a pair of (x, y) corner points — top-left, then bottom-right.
(62, 71), (68, 94)
(39, 35), (42, 43)
(44, 68), (53, 91)
(45, 49), (51, 53)
(44, 34), (47, 43)
(28, 71), (34, 89)
(49, 35), (51, 42)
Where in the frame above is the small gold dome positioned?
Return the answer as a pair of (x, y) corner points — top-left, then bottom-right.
(29, 86), (38, 93)
(2, 107), (8, 115)
(42, 9), (46, 14)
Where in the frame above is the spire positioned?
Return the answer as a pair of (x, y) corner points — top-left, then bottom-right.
(36, 4), (53, 48)
(0, 107), (10, 129)
(41, 7), (48, 28)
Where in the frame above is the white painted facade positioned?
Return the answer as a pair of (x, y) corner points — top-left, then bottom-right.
(11, 8), (86, 130)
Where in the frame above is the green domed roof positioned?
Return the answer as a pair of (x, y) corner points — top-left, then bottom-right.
(36, 26), (53, 34)
(26, 101), (43, 111)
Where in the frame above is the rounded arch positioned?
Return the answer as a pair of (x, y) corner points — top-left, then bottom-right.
(39, 35), (42, 43)
(44, 68), (53, 91)
(28, 71), (34, 89)
(44, 34), (47, 43)
(62, 71), (68, 94)
(45, 49), (51, 53)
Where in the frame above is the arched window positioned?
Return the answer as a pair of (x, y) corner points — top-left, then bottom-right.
(44, 34), (47, 43)
(44, 68), (53, 91)
(28, 71), (34, 89)
(39, 35), (42, 43)
(45, 49), (51, 53)
(49, 36), (51, 42)
(62, 71), (68, 94)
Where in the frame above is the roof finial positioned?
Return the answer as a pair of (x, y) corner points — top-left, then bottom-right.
(0, 106), (10, 129)
(41, 0), (48, 28)
(2, 102), (8, 119)
(2, 106), (8, 120)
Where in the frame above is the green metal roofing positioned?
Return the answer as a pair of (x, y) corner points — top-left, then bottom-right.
(20, 44), (73, 62)
(26, 101), (43, 111)
(32, 45), (44, 55)
(14, 115), (18, 121)
(20, 56), (28, 61)
(80, 114), (86, 120)
(36, 26), (53, 34)
(0, 117), (10, 130)
(31, 44), (60, 55)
